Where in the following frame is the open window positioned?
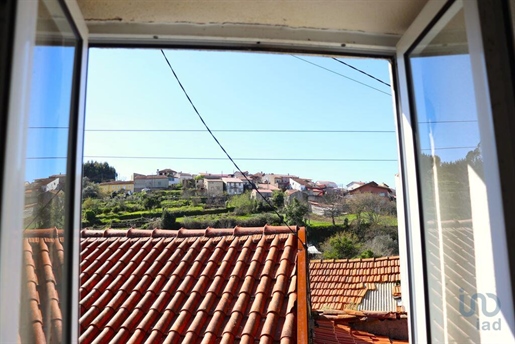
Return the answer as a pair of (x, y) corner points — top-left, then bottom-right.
(2, 0), (515, 342)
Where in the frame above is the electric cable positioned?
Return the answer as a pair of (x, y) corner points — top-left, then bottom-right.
(331, 57), (391, 87)
(291, 55), (391, 96)
(160, 49), (307, 247)
(79, 156), (397, 162)
(84, 129), (395, 133)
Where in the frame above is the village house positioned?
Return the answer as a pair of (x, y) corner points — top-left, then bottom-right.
(251, 183), (280, 201)
(346, 181), (365, 191)
(132, 173), (169, 192)
(199, 172), (231, 180)
(98, 180), (134, 194)
(232, 172), (265, 192)
(289, 177), (312, 191)
(32, 174), (66, 193)
(157, 169), (180, 186)
(204, 178), (224, 196)
(316, 180), (338, 189)
(314, 180), (340, 196)
(348, 181), (395, 200)
(221, 177), (244, 195)
(157, 168), (176, 176)
(23, 175), (67, 227)
(174, 172), (194, 184)
(310, 256), (408, 343)
(284, 189), (307, 205)
(262, 173), (297, 190)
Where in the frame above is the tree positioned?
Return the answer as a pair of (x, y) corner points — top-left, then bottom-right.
(82, 177), (104, 199)
(418, 145), (483, 222)
(161, 210), (177, 229)
(83, 161), (118, 183)
(228, 192), (257, 215)
(84, 210), (97, 225)
(321, 191), (346, 226)
(82, 197), (102, 214)
(143, 194), (160, 210)
(321, 232), (361, 259)
(345, 193), (395, 234)
(283, 198), (309, 226)
(271, 190), (285, 209)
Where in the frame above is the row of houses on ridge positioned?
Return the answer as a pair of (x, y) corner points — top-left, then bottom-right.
(90, 169), (396, 209)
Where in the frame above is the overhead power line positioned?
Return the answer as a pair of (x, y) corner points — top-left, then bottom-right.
(291, 55), (391, 96)
(331, 58), (391, 87)
(160, 50), (305, 244)
(83, 129), (395, 133)
(420, 146), (477, 151)
(79, 156), (398, 162)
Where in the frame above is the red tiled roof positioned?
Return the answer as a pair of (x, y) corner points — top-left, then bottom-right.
(348, 181), (392, 194)
(310, 257), (401, 312)
(22, 228), (65, 343)
(22, 226), (305, 343)
(313, 319), (408, 344)
(133, 175), (168, 180)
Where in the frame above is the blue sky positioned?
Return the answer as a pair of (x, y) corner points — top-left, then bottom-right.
(410, 54), (480, 161)
(26, 46), (74, 182)
(84, 48), (398, 187)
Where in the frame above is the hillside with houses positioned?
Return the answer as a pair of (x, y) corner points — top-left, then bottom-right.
(98, 169), (395, 208)
(24, 163), (398, 259)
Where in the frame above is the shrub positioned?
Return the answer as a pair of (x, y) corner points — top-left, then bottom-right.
(306, 225), (346, 247)
(160, 199), (191, 208)
(161, 210), (178, 229)
(84, 210), (97, 225)
(321, 232), (361, 259)
(361, 234), (399, 257)
(228, 192), (257, 215)
(284, 199), (309, 226)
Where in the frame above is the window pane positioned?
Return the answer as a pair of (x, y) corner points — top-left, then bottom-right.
(409, 7), (486, 343)
(20, 0), (77, 341)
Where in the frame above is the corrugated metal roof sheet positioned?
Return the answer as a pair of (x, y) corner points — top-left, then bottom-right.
(358, 282), (398, 312)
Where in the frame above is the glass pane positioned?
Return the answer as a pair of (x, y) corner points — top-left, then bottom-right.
(20, 0), (77, 341)
(409, 7), (487, 344)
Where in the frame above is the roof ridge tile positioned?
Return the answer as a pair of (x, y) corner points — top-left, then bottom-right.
(81, 226), (300, 239)
(126, 228), (153, 237)
(104, 229), (132, 237)
(205, 227), (234, 237)
(23, 228), (63, 238)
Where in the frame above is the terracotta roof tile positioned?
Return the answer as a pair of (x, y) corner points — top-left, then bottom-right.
(313, 319), (409, 344)
(22, 225), (304, 343)
(310, 257), (402, 312)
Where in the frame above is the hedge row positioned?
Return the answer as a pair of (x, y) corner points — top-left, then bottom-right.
(160, 199), (191, 208)
(181, 213), (282, 229)
(96, 206), (235, 221)
(306, 225), (347, 247)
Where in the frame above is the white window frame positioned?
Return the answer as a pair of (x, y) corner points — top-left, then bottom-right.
(0, 0), (88, 342)
(0, 2), (38, 341)
(396, 0), (515, 342)
(3, 0), (515, 342)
